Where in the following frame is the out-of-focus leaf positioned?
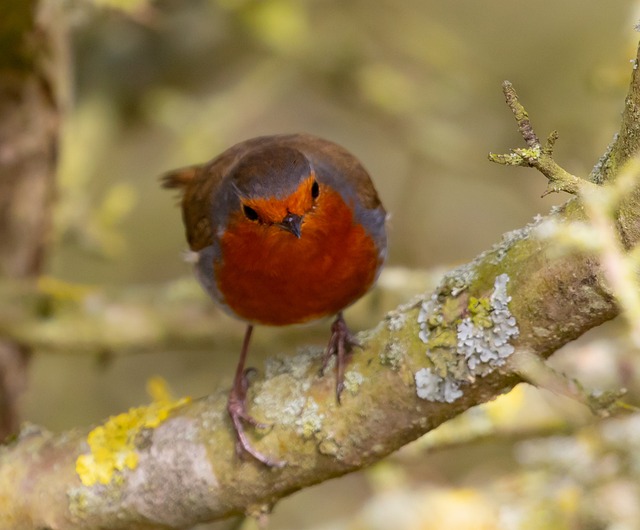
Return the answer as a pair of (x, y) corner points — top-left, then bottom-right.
(242, 0), (310, 53)
(357, 62), (418, 115)
(98, 183), (137, 228)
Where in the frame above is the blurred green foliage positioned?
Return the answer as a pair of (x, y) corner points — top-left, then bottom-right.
(51, 0), (637, 287)
(57, 97), (137, 257)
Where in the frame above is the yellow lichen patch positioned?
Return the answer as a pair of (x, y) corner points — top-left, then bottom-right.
(76, 377), (190, 487)
(467, 296), (492, 329)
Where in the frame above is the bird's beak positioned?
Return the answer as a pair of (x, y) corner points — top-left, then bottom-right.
(278, 213), (303, 238)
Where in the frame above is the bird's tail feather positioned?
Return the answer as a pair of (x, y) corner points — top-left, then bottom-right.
(160, 165), (200, 190)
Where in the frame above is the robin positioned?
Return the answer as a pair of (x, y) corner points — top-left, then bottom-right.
(162, 133), (387, 466)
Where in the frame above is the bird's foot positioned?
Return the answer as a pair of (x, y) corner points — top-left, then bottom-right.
(227, 368), (286, 468)
(321, 312), (361, 403)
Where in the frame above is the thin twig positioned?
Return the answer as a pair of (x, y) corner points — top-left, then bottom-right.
(488, 81), (600, 197)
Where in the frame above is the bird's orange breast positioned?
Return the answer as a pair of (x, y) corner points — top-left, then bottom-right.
(214, 187), (381, 326)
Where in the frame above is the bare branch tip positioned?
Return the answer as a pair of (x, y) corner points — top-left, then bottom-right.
(502, 82), (518, 106)
(543, 130), (559, 155)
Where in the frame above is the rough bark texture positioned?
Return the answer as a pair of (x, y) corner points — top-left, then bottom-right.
(1, 28), (640, 530)
(0, 0), (61, 438)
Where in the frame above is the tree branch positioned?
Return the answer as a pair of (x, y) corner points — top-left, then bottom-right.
(3, 33), (640, 530)
(488, 81), (600, 197)
(591, 45), (640, 185)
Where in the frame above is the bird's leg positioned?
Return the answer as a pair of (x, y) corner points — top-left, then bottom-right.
(321, 312), (361, 403)
(227, 324), (285, 467)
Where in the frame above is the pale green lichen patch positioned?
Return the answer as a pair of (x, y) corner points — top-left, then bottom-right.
(294, 397), (325, 438)
(256, 348), (322, 426)
(516, 145), (542, 161)
(343, 370), (365, 395)
(264, 347), (317, 381)
(491, 145), (542, 166)
(379, 339), (403, 370)
(416, 291), (469, 403)
(385, 309), (408, 331)
(254, 375), (306, 426)
(415, 367), (463, 403)
(457, 274), (519, 374)
(254, 351), (328, 440)
(415, 274), (520, 402)
(75, 378), (190, 487)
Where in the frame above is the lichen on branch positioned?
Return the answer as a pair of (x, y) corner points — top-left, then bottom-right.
(75, 378), (190, 487)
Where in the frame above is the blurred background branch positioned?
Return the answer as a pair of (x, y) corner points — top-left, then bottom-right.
(0, 267), (436, 357)
(0, 0), (66, 438)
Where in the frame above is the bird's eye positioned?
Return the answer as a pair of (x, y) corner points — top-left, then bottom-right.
(311, 180), (320, 199)
(243, 205), (259, 221)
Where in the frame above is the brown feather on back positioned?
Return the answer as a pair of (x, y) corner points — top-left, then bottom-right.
(159, 138), (266, 251)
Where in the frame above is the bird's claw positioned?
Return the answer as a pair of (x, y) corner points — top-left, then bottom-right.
(228, 361), (286, 468)
(321, 312), (359, 403)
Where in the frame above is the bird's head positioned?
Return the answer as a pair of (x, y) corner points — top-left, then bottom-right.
(230, 146), (320, 238)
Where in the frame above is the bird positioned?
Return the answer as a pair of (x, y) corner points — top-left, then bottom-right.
(162, 133), (387, 466)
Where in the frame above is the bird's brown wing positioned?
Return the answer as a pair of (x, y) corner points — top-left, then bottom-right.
(160, 140), (257, 251)
(161, 162), (216, 251)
